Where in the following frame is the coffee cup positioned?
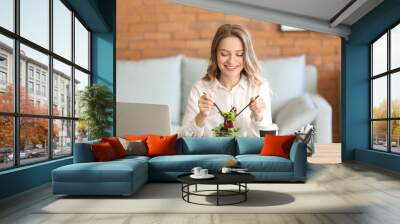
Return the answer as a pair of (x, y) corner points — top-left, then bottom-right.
(191, 167), (202, 176)
(199, 169), (208, 176)
(260, 129), (277, 137)
(221, 167), (232, 173)
(259, 124), (279, 137)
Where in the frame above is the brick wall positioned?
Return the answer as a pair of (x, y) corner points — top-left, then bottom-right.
(117, 0), (341, 142)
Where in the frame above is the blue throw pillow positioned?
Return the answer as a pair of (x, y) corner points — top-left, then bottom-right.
(236, 137), (263, 155)
(178, 137), (235, 155)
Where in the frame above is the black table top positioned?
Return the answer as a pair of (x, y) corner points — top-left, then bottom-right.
(177, 172), (255, 185)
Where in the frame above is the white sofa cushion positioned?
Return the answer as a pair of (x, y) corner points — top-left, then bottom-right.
(275, 93), (318, 135)
(181, 56), (209, 119)
(259, 55), (306, 118)
(116, 56), (182, 124)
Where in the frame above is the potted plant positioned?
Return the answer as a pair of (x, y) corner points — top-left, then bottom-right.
(79, 84), (114, 140)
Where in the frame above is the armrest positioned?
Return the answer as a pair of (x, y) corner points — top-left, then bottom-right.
(289, 140), (307, 182)
(73, 140), (100, 163)
(310, 94), (332, 143)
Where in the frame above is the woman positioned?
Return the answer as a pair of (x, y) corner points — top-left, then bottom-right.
(178, 24), (274, 137)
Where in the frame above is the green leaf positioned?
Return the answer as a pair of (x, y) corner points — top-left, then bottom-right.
(79, 84), (114, 140)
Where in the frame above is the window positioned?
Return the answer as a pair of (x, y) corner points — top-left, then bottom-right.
(75, 18), (89, 70)
(20, 0), (49, 49)
(28, 67), (34, 80)
(42, 85), (46, 97)
(371, 23), (400, 154)
(0, 0), (91, 170)
(53, 0), (72, 60)
(53, 59), (71, 117)
(0, 54), (7, 86)
(35, 83), (40, 95)
(35, 70), (40, 81)
(0, 55), (7, 67)
(0, 0), (14, 32)
(74, 69), (89, 118)
(0, 71), (6, 84)
(28, 81), (34, 94)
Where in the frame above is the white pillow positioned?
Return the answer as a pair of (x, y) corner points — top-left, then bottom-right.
(181, 56), (209, 120)
(116, 56), (182, 124)
(275, 94), (318, 135)
(259, 55), (306, 118)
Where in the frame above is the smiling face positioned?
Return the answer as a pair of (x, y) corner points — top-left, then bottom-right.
(216, 36), (244, 79)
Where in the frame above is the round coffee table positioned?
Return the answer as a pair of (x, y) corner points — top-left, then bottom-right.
(177, 172), (255, 206)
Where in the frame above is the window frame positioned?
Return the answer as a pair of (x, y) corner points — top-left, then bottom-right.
(0, 0), (92, 171)
(370, 21), (400, 154)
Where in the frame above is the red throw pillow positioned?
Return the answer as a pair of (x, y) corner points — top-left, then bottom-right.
(91, 142), (117, 161)
(101, 137), (127, 158)
(146, 134), (177, 157)
(260, 135), (296, 159)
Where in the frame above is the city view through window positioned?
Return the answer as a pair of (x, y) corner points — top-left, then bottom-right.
(371, 23), (400, 153)
(0, 0), (90, 170)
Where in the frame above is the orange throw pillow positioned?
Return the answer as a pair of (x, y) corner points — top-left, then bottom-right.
(124, 135), (148, 141)
(146, 134), (177, 157)
(101, 137), (127, 158)
(260, 135), (296, 159)
(91, 142), (117, 161)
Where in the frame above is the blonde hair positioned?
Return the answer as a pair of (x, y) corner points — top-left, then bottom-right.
(203, 24), (263, 86)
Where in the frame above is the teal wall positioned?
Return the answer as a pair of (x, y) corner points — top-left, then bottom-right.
(0, 158), (72, 199)
(0, 0), (116, 200)
(342, 0), (400, 171)
(91, 0), (116, 135)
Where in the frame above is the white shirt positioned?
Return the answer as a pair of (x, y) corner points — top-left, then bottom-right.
(178, 75), (273, 137)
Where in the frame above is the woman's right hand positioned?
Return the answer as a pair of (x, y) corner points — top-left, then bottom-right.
(195, 93), (214, 127)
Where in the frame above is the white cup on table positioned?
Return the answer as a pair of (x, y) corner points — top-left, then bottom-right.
(199, 169), (208, 176)
(191, 167), (202, 176)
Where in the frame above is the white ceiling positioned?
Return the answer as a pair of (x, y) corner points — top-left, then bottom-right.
(171, 0), (384, 38)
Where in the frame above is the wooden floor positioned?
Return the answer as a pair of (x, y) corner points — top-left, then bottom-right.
(1, 144), (400, 224)
(308, 143), (342, 164)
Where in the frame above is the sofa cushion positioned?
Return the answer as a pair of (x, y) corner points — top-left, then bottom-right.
(124, 135), (148, 141)
(148, 154), (235, 172)
(275, 94), (318, 135)
(177, 137), (236, 155)
(236, 137), (263, 155)
(91, 142), (118, 162)
(146, 134), (178, 157)
(116, 56), (182, 124)
(74, 140), (100, 163)
(101, 137), (127, 158)
(181, 56), (209, 119)
(118, 138), (148, 156)
(52, 159), (147, 183)
(116, 155), (150, 163)
(259, 55), (306, 118)
(260, 135), (296, 159)
(236, 155), (293, 172)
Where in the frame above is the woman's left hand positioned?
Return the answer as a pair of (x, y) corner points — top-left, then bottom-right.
(249, 96), (265, 121)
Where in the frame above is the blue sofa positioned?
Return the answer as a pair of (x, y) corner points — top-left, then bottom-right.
(52, 137), (307, 196)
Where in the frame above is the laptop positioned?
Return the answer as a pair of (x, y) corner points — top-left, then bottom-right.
(116, 102), (172, 136)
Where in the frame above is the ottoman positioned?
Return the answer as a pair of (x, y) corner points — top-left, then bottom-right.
(52, 157), (148, 196)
